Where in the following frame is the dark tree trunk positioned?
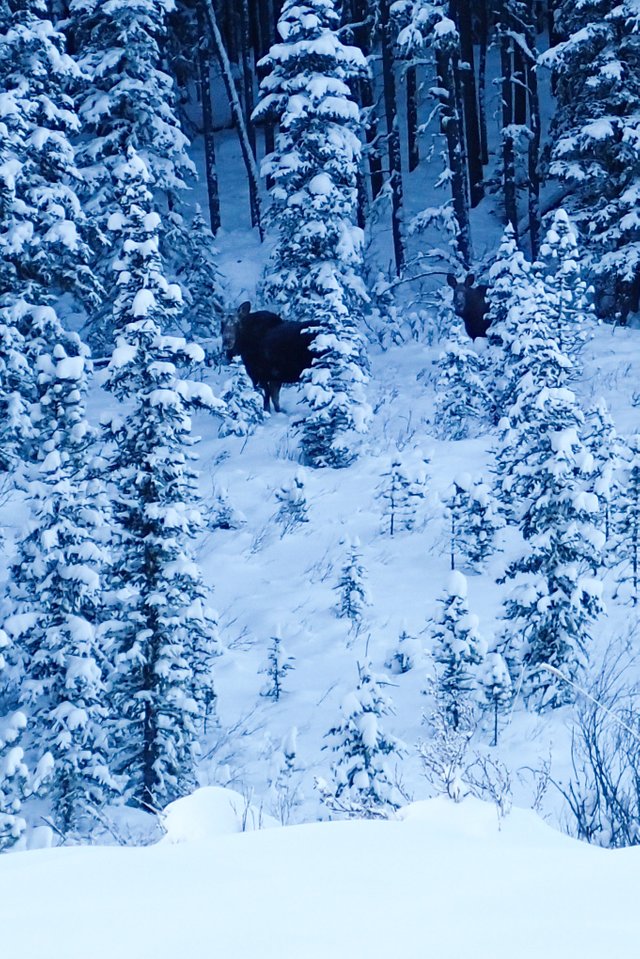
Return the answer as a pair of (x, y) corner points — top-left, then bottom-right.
(197, 5), (221, 234)
(380, 0), (405, 275)
(353, 0), (384, 200)
(406, 64), (419, 173)
(478, 0), (489, 166)
(257, 0), (276, 188)
(435, 36), (472, 268)
(455, 0), (484, 206)
(526, 3), (541, 258)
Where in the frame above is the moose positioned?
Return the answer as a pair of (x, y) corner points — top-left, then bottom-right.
(221, 301), (316, 413)
(447, 274), (491, 340)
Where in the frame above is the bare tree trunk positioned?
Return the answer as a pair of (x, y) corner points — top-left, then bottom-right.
(197, 5), (221, 234)
(203, 0), (263, 239)
(380, 0), (405, 275)
(455, 0), (484, 206)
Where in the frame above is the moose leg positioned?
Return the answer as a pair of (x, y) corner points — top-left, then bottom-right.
(261, 387), (271, 413)
(269, 382), (282, 413)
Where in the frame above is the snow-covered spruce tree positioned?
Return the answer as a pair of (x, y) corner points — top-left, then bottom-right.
(334, 537), (371, 635)
(260, 631), (295, 702)
(218, 357), (263, 438)
(612, 434), (640, 607)
(254, 0), (371, 468)
(430, 571), (485, 729)
(481, 652), (513, 747)
(0, 0), (99, 470)
(493, 291), (577, 524)
(445, 472), (501, 573)
(433, 331), (493, 441)
(462, 477), (503, 572)
(69, 0), (194, 344)
(386, 622), (422, 675)
(208, 484), (244, 532)
(499, 390), (605, 711)
(4, 333), (119, 833)
(318, 662), (405, 818)
(175, 207), (226, 358)
(584, 398), (627, 552)
(103, 150), (220, 810)
(0, 629), (28, 852)
(542, 2), (640, 320)
(377, 455), (427, 536)
(534, 208), (594, 363)
(274, 471), (310, 536)
(268, 727), (302, 825)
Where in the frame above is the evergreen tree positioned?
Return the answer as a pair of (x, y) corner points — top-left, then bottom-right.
(612, 434), (640, 607)
(176, 206), (226, 358)
(543, 2), (640, 319)
(268, 726), (302, 824)
(481, 652), (513, 747)
(318, 662), (404, 817)
(0, 0), (99, 470)
(0, 630), (28, 851)
(274, 471), (310, 535)
(377, 455), (428, 536)
(535, 208), (594, 362)
(103, 150), (219, 810)
(500, 389), (605, 710)
(218, 357), (264, 438)
(584, 398), (627, 551)
(334, 537), (371, 634)
(433, 331), (492, 441)
(70, 0), (194, 343)
(386, 622), (422, 674)
(260, 631), (295, 701)
(254, 0), (371, 468)
(430, 571), (485, 729)
(4, 334), (117, 832)
(461, 477), (503, 572)
(208, 484), (244, 532)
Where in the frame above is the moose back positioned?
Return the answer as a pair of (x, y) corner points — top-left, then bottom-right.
(222, 302), (316, 413)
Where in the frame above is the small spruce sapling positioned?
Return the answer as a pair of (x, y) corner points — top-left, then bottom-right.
(433, 332), (493, 441)
(386, 622), (422, 674)
(431, 572), (485, 729)
(377, 455), (427, 535)
(318, 662), (405, 817)
(268, 727), (302, 825)
(260, 631), (295, 701)
(275, 471), (310, 535)
(334, 538), (371, 634)
(481, 653), (513, 747)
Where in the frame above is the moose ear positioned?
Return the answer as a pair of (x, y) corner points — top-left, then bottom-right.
(446, 274), (458, 289)
(237, 301), (251, 317)
(465, 273), (475, 287)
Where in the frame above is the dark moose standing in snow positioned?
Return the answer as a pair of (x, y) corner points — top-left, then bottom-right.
(447, 274), (491, 340)
(222, 302), (316, 413)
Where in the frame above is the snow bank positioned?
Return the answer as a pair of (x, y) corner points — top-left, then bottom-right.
(0, 794), (637, 959)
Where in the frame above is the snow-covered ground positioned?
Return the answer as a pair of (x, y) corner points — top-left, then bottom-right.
(1, 787), (638, 959)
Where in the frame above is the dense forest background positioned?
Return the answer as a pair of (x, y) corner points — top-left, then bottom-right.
(2, 0), (640, 854)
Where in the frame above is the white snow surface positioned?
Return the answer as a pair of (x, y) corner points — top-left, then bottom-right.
(0, 789), (637, 959)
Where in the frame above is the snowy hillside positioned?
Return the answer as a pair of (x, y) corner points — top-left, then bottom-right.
(1, 788), (638, 959)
